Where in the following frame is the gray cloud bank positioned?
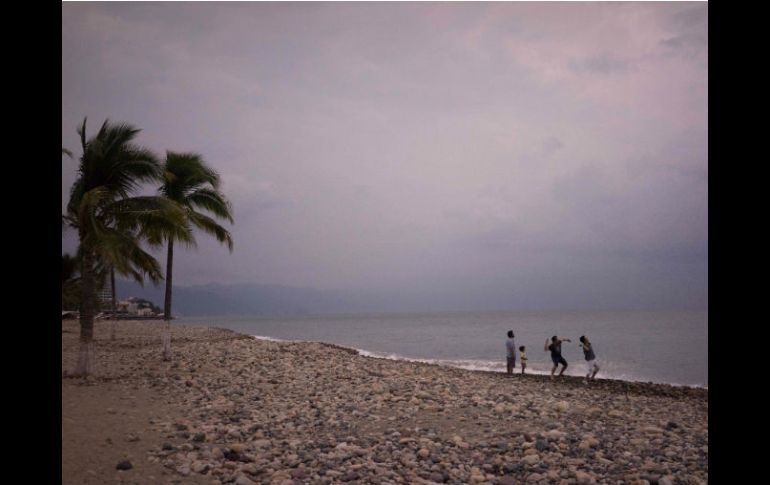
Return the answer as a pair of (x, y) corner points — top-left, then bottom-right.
(63, 2), (707, 313)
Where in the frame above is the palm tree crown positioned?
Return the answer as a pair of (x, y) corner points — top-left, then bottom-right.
(64, 118), (190, 375)
(159, 152), (234, 250)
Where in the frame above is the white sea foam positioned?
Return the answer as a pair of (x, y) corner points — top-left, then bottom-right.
(252, 335), (289, 343)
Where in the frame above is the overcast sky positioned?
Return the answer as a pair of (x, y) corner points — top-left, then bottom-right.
(62, 2), (707, 311)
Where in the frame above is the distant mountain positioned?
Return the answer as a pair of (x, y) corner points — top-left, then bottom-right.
(114, 279), (707, 317)
(114, 281), (356, 317)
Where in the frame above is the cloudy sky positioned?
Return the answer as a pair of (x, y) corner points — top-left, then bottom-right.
(62, 2), (707, 311)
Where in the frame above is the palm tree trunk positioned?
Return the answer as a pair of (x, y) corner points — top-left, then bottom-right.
(162, 238), (174, 361)
(110, 266), (117, 341)
(75, 248), (96, 376)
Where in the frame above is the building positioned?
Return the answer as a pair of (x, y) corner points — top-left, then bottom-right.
(97, 280), (112, 307)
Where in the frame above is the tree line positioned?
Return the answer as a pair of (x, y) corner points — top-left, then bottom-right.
(62, 118), (234, 376)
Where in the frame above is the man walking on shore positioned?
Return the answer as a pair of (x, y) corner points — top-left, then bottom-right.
(545, 335), (571, 379)
(506, 330), (516, 376)
(579, 335), (600, 382)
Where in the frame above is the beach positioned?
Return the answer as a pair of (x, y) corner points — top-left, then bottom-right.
(62, 320), (708, 485)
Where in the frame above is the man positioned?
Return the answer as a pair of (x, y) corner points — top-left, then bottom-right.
(505, 330), (516, 375)
(579, 335), (600, 382)
(545, 335), (571, 379)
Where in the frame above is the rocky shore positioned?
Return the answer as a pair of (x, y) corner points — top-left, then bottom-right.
(62, 320), (708, 485)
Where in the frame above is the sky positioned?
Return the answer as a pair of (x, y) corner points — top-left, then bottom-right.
(62, 2), (708, 311)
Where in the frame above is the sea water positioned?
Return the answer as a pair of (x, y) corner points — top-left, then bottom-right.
(176, 309), (708, 387)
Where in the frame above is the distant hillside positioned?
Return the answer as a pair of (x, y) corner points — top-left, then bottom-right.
(114, 280), (707, 318)
(114, 281), (356, 317)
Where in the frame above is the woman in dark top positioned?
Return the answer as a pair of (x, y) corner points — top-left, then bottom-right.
(545, 335), (571, 379)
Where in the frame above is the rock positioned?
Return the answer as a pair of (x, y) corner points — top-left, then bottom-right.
(253, 439), (271, 449)
(192, 432), (206, 442)
(521, 454), (539, 465)
(527, 473), (543, 482)
(116, 460), (133, 471)
(418, 448), (430, 459)
(430, 471), (446, 483)
(555, 401), (569, 412)
(497, 477), (516, 485)
(659, 477), (674, 485)
(342, 471), (360, 482)
(546, 430), (565, 440)
(230, 443), (247, 453)
(234, 474), (255, 485)
(575, 471), (594, 484)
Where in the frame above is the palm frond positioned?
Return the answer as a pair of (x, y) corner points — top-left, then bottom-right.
(188, 211), (234, 252)
(186, 187), (234, 223)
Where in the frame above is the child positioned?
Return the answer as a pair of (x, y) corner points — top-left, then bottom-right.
(519, 346), (527, 374)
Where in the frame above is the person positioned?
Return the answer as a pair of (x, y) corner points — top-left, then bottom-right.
(579, 335), (600, 382)
(519, 346), (527, 375)
(505, 330), (516, 375)
(545, 335), (571, 378)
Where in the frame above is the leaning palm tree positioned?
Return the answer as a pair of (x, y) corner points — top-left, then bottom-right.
(157, 152), (234, 360)
(64, 118), (191, 376)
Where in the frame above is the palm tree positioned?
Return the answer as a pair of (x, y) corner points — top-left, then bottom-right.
(64, 118), (191, 376)
(158, 152), (233, 360)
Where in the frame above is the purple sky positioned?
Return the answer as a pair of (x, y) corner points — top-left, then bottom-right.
(62, 2), (707, 310)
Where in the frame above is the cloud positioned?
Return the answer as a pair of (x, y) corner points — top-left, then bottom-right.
(62, 3), (707, 310)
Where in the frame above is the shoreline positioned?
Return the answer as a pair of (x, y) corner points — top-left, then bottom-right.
(63, 320), (707, 485)
(251, 335), (708, 393)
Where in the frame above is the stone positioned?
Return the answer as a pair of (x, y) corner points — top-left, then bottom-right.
(430, 472), (446, 483)
(575, 471), (594, 484)
(116, 460), (133, 471)
(234, 474), (255, 485)
(230, 443), (247, 453)
(522, 454), (540, 465)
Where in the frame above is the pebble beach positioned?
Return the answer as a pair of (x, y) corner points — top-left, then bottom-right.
(62, 320), (708, 485)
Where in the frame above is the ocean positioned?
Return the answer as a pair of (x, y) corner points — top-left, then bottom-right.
(176, 309), (708, 388)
